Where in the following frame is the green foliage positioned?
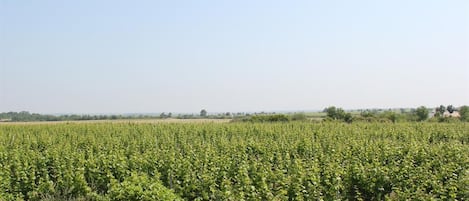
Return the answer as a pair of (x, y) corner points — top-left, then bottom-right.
(429, 116), (461, 123)
(159, 113), (168, 119)
(437, 105), (446, 116)
(415, 106), (429, 121)
(324, 106), (353, 122)
(0, 122), (468, 200)
(0, 111), (163, 122)
(109, 172), (180, 201)
(200, 109), (207, 117)
(324, 106), (341, 119)
(447, 105), (455, 113)
(291, 113), (307, 121)
(380, 111), (400, 123)
(459, 105), (469, 122)
(360, 110), (376, 118)
(235, 114), (291, 122)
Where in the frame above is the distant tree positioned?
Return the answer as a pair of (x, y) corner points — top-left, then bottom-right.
(200, 109), (207, 117)
(360, 110), (375, 118)
(459, 106), (469, 122)
(400, 108), (406, 114)
(160, 112), (166, 118)
(447, 105), (455, 114)
(325, 106), (351, 122)
(246, 114), (290, 122)
(168, 113), (172, 118)
(438, 105), (446, 116)
(415, 106), (429, 121)
(382, 111), (399, 123)
(325, 106), (338, 119)
(291, 113), (307, 121)
(343, 113), (353, 123)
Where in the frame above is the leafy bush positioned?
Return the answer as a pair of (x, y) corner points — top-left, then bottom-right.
(232, 114), (291, 122)
(324, 106), (353, 122)
(109, 172), (181, 201)
(291, 113), (307, 121)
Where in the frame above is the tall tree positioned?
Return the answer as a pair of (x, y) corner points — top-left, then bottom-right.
(438, 105), (446, 116)
(415, 106), (429, 121)
(325, 106), (349, 121)
(200, 109), (207, 117)
(447, 105), (455, 114)
(325, 106), (338, 119)
(459, 106), (469, 122)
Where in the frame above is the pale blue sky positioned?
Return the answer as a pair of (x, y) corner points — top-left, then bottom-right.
(1, 0), (468, 114)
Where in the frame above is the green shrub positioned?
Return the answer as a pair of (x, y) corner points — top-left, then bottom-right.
(236, 114), (291, 122)
(108, 172), (181, 201)
(291, 113), (307, 121)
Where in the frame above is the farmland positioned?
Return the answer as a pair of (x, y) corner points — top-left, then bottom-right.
(0, 122), (468, 200)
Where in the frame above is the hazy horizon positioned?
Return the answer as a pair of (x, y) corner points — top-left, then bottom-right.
(1, 0), (468, 114)
(0, 106), (466, 116)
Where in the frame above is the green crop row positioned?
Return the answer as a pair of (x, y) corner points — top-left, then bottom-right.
(0, 122), (467, 200)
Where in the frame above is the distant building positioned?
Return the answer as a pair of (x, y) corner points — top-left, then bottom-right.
(429, 109), (461, 118)
(443, 111), (460, 118)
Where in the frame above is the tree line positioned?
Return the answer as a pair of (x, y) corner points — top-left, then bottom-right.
(1, 105), (468, 122)
(0, 111), (158, 122)
(324, 105), (469, 123)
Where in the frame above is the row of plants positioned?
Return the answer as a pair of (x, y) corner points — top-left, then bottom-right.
(0, 122), (467, 200)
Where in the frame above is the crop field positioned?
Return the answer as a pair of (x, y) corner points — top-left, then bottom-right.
(0, 122), (468, 200)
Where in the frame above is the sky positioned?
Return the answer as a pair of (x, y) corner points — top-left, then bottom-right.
(1, 0), (468, 114)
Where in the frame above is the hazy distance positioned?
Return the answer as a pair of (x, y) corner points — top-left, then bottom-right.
(1, 0), (468, 114)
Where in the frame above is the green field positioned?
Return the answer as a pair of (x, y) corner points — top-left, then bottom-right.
(0, 122), (468, 200)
